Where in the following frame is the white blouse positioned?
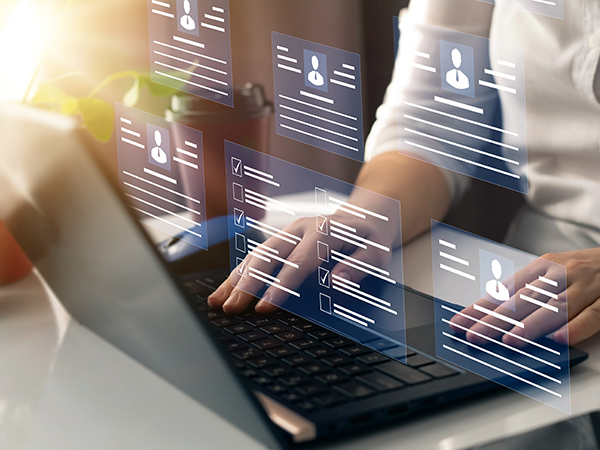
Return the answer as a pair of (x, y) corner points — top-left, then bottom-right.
(366, 0), (600, 253)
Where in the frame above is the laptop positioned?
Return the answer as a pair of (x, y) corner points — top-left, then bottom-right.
(0, 103), (587, 448)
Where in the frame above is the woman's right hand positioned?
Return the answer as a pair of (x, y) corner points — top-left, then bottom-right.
(208, 211), (396, 315)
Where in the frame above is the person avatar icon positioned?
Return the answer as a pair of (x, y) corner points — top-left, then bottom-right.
(307, 55), (325, 87)
(446, 48), (470, 90)
(151, 130), (168, 165)
(180, 0), (196, 31)
(486, 259), (510, 302)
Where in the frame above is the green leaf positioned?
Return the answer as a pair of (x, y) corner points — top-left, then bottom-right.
(29, 83), (79, 115)
(78, 98), (114, 143)
(139, 74), (181, 97)
(123, 75), (141, 107)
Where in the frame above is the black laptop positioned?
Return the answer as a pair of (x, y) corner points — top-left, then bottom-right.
(0, 104), (587, 448)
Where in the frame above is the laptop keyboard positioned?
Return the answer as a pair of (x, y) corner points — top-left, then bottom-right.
(183, 275), (459, 414)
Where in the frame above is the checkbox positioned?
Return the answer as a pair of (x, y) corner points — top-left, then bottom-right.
(317, 241), (329, 262)
(235, 233), (247, 253)
(318, 267), (330, 288)
(319, 293), (332, 314)
(231, 157), (243, 177)
(234, 208), (245, 228)
(236, 257), (247, 278)
(233, 182), (244, 203)
(315, 187), (327, 208)
(316, 215), (328, 236)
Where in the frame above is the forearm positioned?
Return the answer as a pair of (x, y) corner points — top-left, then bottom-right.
(353, 152), (452, 246)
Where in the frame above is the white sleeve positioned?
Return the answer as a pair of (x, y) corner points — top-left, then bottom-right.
(365, 0), (494, 205)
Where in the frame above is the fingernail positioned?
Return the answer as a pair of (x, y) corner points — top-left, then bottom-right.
(553, 327), (568, 344)
(338, 271), (351, 282)
(256, 294), (272, 313)
(223, 291), (239, 309)
(208, 285), (226, 301)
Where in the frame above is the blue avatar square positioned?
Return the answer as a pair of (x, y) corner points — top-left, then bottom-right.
(303, 49), (328, 93)
(147, 124), (172, 171)
(479, 249), (516, 311)
(440, 40), (475, 99)
(176, 0), (200, 37)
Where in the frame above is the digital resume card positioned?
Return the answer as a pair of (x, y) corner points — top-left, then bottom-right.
(225, 141), (406, 359)
(397, 25), (528, 194)
(431, 221), (571, 413)
(272, 32), (365, 162)
(477, 0), (564, 20)
(148, 0), (234, 106)
(116, 103), (208, 250)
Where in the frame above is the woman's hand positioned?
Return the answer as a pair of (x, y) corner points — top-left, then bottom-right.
(208, 212), (395, 315)
(451, 248), (600, 346)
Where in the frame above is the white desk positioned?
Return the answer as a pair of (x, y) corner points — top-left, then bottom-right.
(2, 232), (600, 450)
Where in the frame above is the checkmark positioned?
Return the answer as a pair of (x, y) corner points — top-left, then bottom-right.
(234, 208), (245, 228)
(236, 257), (247, 278)
(316, 215), (328, 236)
(232, 157), (243, 177)
(318, 267), (330, 288)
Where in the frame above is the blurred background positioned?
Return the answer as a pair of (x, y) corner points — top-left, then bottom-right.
(1, 0), (523, 245)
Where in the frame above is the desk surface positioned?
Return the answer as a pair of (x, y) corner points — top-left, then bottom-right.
(2, 232), (600, 450)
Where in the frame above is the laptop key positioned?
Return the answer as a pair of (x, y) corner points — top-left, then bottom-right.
(279, 374), (312, 387)
(296, 401), (317, 413)
(407, 354), (435, 368)
(308, 329), (339, 340)
(267, 384), (287, 395)
(293, 322), (322, 333)
(324, 337), (356, 349)
(282, 392), (303, 403)
(290, 339), (319, 351)
(232, 348), (262, 361)
(260, 324), (290, 334)
(282, 354), (313, 367)
(333, 381), (375, 400)
(315, 372), (349, 385)
(225, 323), (254, 335)
(298, 362), (330, 375)
(253, 338), (283, 351)
(211, 316), (239, 327)
(340, 345), (371, 357)
(239, 331), (269, 342)
(246, 317), (274, 327)
(263, 365), (294, 378)
(376, 361), (432, 385)
(215, 333), (235, 343)
(248, 356), (278, 369)
(419, 363), (459, 379)
(240, 368), (258, 378)
(357, 353), (390, 365)
(339, 363), (372, 376)
(305, 346), (337, 359)
(296, 383), (328, 397)
(267, 347), (297, 358)
(275, 330), (304, 342)
(253, 376), (272, 386)
(278, 315), (306, 326)
(357, 372), (404, 392)
(322, 354), (354, 367)
(226, 341), (249, 352)
(313, 392), (348, 407)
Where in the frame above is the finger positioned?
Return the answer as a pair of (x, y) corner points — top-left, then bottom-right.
(554, 298), (600, 345)
(207, 277), (234, 308)
(329, 245), (391, 286)
(256, 236), (320, 313)
(451, 262), (566, 343)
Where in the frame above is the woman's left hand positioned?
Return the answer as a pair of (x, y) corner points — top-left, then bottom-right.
(451, 247), (600, 346)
